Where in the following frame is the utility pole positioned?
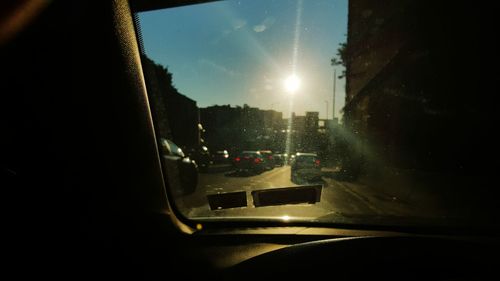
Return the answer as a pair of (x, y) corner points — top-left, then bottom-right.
(324, 100), (329, 120)
(332, 68), (336, 120)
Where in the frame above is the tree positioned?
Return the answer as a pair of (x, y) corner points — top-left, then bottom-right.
(330, 42), (347, 79)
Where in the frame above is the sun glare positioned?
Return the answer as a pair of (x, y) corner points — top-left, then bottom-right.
(284, 74), (301, 93)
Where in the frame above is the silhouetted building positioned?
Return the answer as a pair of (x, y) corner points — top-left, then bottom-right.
(199, 105), (241, 152)
(305, 112), (319, 133)
(343, 0), (482, 171)
(200, 105), (283, 153)
(290, 113), (305, 133)
(262, 110), (283, 131)
(285, 112), (322, 153)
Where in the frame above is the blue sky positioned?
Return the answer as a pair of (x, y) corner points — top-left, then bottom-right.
(139, 0), (347, 120)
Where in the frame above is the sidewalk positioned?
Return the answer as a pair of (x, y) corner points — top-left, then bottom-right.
(321, 165), (441, 211)
(343, 167), (495, 220)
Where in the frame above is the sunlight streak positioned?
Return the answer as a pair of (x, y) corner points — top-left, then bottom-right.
(285, 0), (303, 160)
(285, 97), (294, 163)
(292, 0), (303, 74)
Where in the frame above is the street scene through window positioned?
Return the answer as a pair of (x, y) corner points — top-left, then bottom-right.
(136, 0), (495, 228)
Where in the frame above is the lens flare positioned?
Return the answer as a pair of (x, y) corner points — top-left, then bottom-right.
(284, 74), (300, 93)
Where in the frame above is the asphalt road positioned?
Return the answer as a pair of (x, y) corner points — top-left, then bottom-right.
(173, 165), (421, 222)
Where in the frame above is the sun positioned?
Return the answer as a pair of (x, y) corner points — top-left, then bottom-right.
(284, 74), (301, 93)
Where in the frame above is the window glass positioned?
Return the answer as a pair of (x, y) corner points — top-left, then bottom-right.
(136, 0), (496, 229)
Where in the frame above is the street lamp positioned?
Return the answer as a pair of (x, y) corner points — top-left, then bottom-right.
(332, 68), (336, 119)
(330, 58), (337, 120)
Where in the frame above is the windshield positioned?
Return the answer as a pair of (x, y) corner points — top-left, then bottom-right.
(136, 0), (496, 229)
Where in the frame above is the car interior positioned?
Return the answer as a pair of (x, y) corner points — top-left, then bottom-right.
(1, 0), (498, 280)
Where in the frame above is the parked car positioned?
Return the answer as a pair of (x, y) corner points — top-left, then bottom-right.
(212, 150), (230, 165)
(290, 152), (322, 182)
(272, 153), (285, 166)
(232, 151), (266, 174)
(160, 138), (198, 195)
(188, 145), (212, 172)
(259, 150), (275, 170)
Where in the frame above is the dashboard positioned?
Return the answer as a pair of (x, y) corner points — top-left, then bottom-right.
(221, 235), (496, 280)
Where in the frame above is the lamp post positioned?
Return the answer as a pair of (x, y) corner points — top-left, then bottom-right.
(324, 100), (329, 120)
(332, 68), (336, 120)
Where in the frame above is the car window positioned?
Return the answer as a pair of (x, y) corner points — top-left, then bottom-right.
(135, 0), (496, 230)
(296, 156), (316, 163)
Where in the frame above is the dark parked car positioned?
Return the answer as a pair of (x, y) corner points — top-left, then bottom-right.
(272, 153), (285, 166)
(232, 151), (266, 174)
(290, 152), (322, 182)
(187, 145), (212, 172)
(160, 138), (198, 195)
(212, 150), (230, 165)
(259, 150), (275, 170)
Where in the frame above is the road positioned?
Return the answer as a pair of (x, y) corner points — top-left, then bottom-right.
(173, 165), (421, 221)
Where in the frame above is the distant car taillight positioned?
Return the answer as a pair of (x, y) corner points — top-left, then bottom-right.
(254, 158), (261, 163)
(315, 159), (321, 166)
(235, 157), (241, 162)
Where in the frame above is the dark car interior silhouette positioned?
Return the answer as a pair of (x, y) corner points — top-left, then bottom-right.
(1, 0), (498, 280)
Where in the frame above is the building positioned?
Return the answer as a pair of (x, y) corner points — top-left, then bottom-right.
(305, 112), (319, 134)
(343, 0), (480, 171)
(200, 104), (284, 153)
